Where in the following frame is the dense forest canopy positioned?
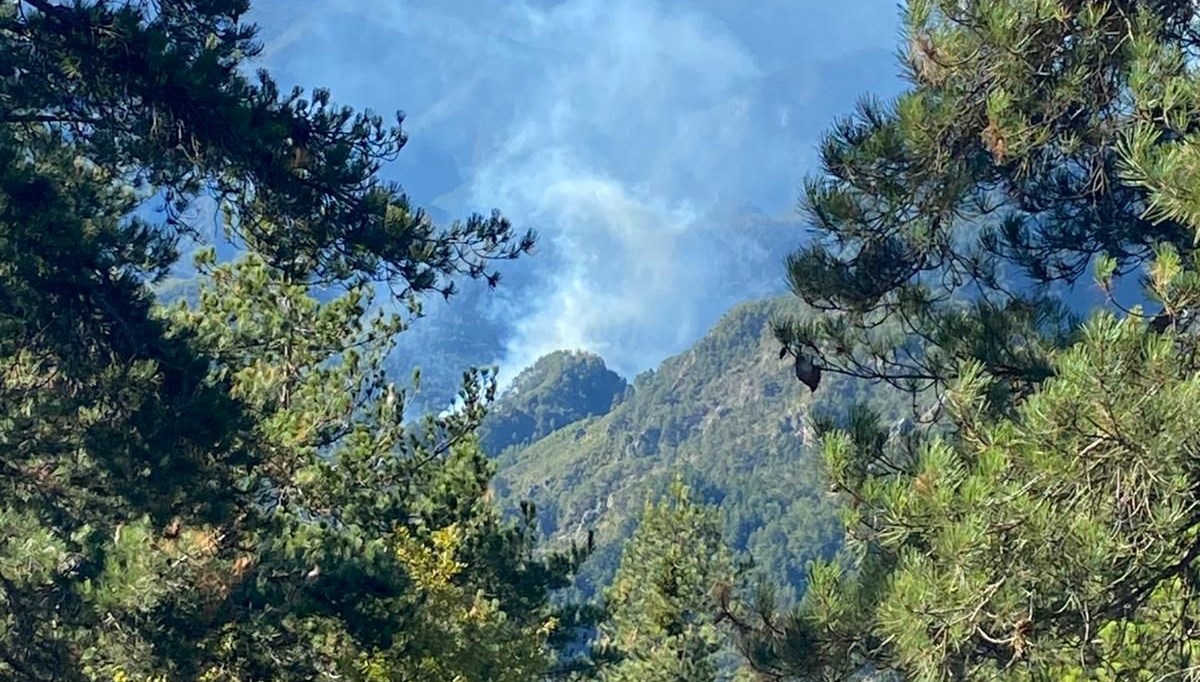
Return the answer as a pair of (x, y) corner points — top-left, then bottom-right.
(7, 1), (1200, 681)
(749, 0), (1200, 680)
(0, 1), (569, 679)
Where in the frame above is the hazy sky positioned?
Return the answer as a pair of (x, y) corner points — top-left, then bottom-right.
(246, 0), (906, 384)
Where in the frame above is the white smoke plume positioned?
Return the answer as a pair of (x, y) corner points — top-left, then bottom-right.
(249, 0), (902, 385)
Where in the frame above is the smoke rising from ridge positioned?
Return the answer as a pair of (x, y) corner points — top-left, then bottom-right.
(249, 0), (902, 386)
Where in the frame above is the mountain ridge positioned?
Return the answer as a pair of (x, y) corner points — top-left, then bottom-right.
(490, 296), (894, 597)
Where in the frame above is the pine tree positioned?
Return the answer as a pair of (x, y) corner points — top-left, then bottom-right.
(595, 480), (735, 682)
(154, 251), (582, 679)
(0, 1), (546, 678)
(772, 0), (1198, 410)
(745, 287), (1200, 680)
(742, 0), (1200, 679)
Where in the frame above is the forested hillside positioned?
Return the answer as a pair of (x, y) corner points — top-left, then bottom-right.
(480, 350), (629, 456)
(491, 298), (902, 598)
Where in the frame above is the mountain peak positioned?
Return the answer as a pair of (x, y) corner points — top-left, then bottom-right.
(481, 350), (629, 455)
(492, 295), (859, 596)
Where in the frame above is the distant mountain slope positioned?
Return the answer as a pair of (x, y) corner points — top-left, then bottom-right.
(480, 350), (628, 456)
(492, 297), (896, 597)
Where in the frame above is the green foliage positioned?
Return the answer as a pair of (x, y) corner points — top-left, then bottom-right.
(742, 303), (1200, 680)
(35, 0), (1200, 680)
(481, 350), (628, 456)
(741, 1), (1200, 680)
(5, 0), (533, 292)
(494, 298), (905, 599)
(594, 480), (735, 682)
(0, 1), (570, 679)
(136, 210), (577, 679)
(376, 521), (563, 682)
(771, 0), (1200, 407)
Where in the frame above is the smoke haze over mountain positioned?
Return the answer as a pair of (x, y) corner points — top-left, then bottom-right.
(247, 0), (904, 388)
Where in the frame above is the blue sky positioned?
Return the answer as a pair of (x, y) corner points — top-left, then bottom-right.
(246, 0), (906, 384)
